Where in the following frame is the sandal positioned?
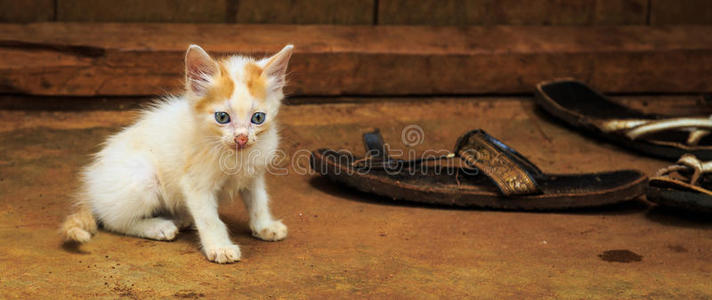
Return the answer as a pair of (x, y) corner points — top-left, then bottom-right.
(535, 79), (712, 160)
(647, 154), (712, 213)
(310, 129), (647, 210)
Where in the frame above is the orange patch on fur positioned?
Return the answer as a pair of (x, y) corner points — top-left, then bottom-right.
(194, 63), (235, 112)
(245, 63), (266, 100)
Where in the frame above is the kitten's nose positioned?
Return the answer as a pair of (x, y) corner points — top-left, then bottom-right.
(234, 134), (248, 148)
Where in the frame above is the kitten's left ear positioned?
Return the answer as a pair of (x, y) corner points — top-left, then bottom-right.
(261, 45), (294, 91)
(185, 44), (219, 96)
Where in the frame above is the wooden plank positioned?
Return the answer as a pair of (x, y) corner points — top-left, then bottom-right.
(237, 0), (374, 24)
(650, 0), (712, 25)
(378, 0), (647, 25)
(3, 95), (710, 115)
(0, 23), (711, 96)
(0, 0), (54, 22)
(377, 0), (478, 25)
(593, 0), (648, 25)
(56, 0), (229, 23)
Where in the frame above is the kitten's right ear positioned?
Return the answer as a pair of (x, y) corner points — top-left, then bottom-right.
(185, 45), (219, 96)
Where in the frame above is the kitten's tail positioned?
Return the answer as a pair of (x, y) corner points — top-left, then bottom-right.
(60, 202), (97, 243)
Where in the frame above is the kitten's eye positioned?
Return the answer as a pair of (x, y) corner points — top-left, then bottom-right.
(251, 112), (266, 125)
(214, 111), (230, 124)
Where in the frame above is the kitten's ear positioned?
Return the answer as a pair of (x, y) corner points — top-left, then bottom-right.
(185, 44), (219, 96)
(262, 45), (294, 91)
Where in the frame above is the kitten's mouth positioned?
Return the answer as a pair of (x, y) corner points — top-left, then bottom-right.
(234, 134), (249, 150)
(235, 143), (251, 151)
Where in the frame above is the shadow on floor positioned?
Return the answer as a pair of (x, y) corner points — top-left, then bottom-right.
(645, 205), (712, 229)
(309, 175), (649, 215)
(61, 241), (92, 255)
(220, 214), (251, 236)
(60, 226), (200, 255)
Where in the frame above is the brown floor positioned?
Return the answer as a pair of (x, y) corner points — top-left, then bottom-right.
(1, 97), (711, 298)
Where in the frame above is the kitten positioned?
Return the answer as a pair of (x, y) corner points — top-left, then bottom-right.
(60, 44), (294, 263)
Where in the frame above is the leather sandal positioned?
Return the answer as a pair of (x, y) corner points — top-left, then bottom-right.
(310, 129), (647, 210)
(535, 79), (712, 160)
(648, 154), (712, 213)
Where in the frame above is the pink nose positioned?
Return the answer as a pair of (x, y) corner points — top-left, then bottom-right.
(234, 134), (248, 148)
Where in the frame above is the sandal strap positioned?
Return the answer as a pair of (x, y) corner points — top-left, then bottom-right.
(454, 130), (542, 196)
(357, 129), (453, 169)
(599, 116), (712, 146)
(656, 154), (712, 185)
(363, 129), (389, 160)
(359, 128), (543, 196)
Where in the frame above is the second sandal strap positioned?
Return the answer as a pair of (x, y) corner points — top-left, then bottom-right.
(454, 130), (542, 196)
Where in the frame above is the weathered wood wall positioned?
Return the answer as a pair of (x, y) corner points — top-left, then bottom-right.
(1, 0), (711, 25)
(378, 0), (649, 25)
(0, 1), (710, 97)
(1, 24), (711, 96)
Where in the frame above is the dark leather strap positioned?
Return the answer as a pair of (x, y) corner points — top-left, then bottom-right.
(363, 129), (389, 160)
(454, 130), (542, 196)
(359, 129), (542, 196)
(359, 129), (451, 169)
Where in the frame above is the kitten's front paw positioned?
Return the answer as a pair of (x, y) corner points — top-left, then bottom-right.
(204, 244), (241, 264)
(252, 220), (287, 241)
(145, 219), (179, 241)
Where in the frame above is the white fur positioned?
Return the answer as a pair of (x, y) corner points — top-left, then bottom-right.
(67, 45), (293, 264)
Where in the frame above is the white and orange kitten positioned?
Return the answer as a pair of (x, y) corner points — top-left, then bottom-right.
(60, 44), (294, 263)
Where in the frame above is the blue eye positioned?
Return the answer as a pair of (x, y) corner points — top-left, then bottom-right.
(214, 112), (230, 124)
(251, 112), (266, 125)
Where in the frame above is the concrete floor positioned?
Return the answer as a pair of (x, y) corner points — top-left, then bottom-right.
(1, 97), (711, 298)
